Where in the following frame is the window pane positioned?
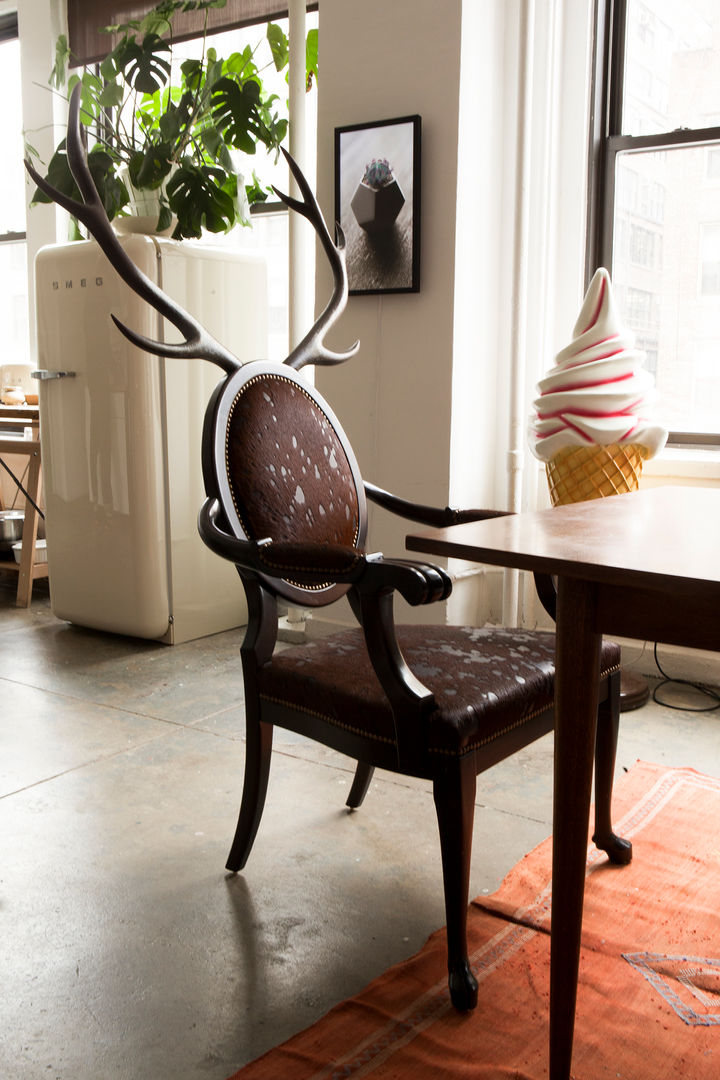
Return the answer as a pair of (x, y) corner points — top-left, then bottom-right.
(0, 33), (29, 369)
(118, 15), (318, 201)
(227, 210), (289, 363)
(622, 1), (720, 135)
(0, 241), (30, 365)
(612, 145), (720, 434)
(0, 36), (26, 233)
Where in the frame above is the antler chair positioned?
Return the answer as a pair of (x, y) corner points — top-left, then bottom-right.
(27, 86), (630, 1013)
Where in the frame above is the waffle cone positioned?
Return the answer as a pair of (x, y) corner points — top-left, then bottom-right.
(546, 443), (648, 507)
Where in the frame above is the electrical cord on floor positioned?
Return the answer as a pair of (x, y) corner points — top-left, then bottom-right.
(652, 642), (720, 712)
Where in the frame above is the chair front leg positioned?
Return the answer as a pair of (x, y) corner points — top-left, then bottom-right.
(592, 669), (632, 865)
(433, 757), (479, 1011)
(226, 717), (273, 872)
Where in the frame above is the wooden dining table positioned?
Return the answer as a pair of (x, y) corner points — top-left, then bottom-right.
(406, 484), (720, 1080)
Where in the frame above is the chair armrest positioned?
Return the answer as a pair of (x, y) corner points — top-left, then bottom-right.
(364, 480), (511, 527)
(198, 498), (451, 606)
(198, 498), (267, 569)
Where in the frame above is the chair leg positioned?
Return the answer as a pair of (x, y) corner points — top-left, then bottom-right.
(226, 718), (273, 872)
(433, 759), (479, 1011)
(592, 669), (632, 865)
(346, 762), (374, 809)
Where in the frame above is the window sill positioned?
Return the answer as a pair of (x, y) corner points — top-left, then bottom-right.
(643, 445), (720, 483)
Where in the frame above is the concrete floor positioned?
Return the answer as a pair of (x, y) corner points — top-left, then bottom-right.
(2, 575), (720, 1080)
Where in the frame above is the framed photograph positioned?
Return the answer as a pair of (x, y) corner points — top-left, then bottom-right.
(334, 115), (421, 295)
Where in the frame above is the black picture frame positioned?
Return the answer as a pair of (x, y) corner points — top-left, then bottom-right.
(334, 115), (421, 295)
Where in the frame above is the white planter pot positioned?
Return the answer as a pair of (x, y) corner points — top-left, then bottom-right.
(115, 164), (175, 235)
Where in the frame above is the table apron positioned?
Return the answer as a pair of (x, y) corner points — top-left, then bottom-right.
(594, 582), (720, 653)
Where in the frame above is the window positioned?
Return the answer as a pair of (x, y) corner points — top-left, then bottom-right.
(590, 0), (720, 444)
(165, 15), (318, 364)
(0, 14), (30, 370)
(80, 8), (317, 365)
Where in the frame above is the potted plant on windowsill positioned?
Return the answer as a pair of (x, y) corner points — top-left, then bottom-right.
(26, 0), (318, 240)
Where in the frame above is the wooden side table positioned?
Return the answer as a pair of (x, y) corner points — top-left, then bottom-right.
(0, 405), (48, 606)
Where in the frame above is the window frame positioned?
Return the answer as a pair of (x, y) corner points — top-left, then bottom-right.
(588, 0), (720, 448)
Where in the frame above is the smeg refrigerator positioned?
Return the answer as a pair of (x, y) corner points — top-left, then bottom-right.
(34, 234), (266, 642)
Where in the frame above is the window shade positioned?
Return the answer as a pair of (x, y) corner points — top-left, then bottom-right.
(68, 1), (318, 66)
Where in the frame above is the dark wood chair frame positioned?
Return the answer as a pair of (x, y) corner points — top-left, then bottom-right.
(197, 363), (628, 1011)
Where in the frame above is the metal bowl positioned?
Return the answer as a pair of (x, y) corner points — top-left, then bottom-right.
(0, 510), (25, 550)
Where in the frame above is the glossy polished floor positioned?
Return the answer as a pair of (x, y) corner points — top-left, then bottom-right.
(2, 574), (720, 1080)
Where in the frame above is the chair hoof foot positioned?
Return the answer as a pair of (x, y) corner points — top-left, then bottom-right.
(448, 962), (478, 1011)
(593, 830), (633, 865)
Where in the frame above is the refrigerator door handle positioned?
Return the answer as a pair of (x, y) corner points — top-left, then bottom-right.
(32, 369), (77, 380)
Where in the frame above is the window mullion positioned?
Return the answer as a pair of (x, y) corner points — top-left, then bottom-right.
(609, 126), (720, 154)
(608, 0), (628, 137)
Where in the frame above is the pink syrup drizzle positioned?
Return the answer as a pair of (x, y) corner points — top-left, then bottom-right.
(564, 341), (624, 368)
(578, 274), (606, 335)
(540, 370), (635, 396)
(537, 404), (641, 420)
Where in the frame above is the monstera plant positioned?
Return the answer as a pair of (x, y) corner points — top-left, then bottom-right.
(27, 0), (318, 240)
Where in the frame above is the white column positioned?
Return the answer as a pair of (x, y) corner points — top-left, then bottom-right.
(287, 0), (314, 354)
(502, 0), (535, 628)
(280, 0), (313, 641)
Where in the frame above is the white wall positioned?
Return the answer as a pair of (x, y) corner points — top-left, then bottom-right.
(314, 0), (597, 628)
(314, 0), (463, 558)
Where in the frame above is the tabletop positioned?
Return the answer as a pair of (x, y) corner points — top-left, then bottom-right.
(407, 486), (720, 594)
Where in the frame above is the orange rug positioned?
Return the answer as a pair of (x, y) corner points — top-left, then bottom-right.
(228, 762), (720, 1079)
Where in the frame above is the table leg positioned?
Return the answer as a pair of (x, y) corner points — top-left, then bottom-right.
(550, 576), (602, 1080)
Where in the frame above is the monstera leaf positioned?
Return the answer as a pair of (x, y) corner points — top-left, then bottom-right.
(113, 34), (171, 94)
(128, 145), (174, 190)
(166, 162), (236, 238)
(210, 77), (272, 154)
(31, 141), (128, 221)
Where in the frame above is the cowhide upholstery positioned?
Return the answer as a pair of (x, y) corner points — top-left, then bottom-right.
(226, 373), (360, 549)
(258, 626), (621, 756)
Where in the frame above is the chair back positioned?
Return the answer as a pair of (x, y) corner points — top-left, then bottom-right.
(202, 361), (367, 607)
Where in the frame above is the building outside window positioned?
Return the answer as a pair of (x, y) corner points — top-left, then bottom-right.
(591, 0), (720, 444)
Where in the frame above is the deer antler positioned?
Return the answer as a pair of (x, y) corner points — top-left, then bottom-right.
(274, 149), (360, 371)
(24, 84), (241, 374)
(25, 85), (359, 376)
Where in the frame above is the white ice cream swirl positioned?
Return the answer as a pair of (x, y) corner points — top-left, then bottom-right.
(529, 268), (667, 463)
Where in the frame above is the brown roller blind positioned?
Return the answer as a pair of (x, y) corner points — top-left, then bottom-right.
(68, 1), (318, 66)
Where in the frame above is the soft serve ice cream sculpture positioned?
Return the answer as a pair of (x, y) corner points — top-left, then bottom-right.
(530, 267), (667, 506)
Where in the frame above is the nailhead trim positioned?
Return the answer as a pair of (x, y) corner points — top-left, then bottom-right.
(259, 693), (397, 745)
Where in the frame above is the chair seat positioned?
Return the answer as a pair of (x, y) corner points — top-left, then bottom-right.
(258, 626), (621, 757)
